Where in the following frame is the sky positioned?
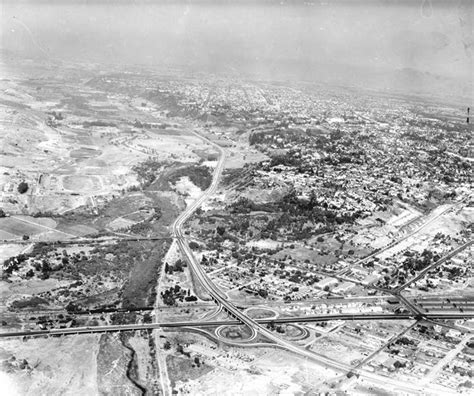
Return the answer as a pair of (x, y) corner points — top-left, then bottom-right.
(0, 1), (472, 96)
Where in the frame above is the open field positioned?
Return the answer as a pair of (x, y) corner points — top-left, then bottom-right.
(180, 346), (340, 395)
(310, 333), (374, 366)
(69, 147), (102, 159)
(0, 218), (46, 238)
(62, 175), (101, 192)
(166, 354), (214, 389)
(0, 334), (100, 396)
(0, 244), (26, 262)
(218, 325), (254, 341)
(0, 230), (17, 240)
(0, 216), (76, 241)
(246, 307), (277, 319)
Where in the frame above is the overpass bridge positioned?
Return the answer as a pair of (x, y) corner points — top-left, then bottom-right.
(1, 312), (472, 339)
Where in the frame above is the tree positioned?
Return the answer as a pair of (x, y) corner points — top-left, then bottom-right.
(153, 207), (162, 219)
(65, 302), (80, 312)
(174, 260), (183, 272)
(460, 381), (472, 389)
(189, 241), (200, 250)
(41, 259), (51, 273)
(22, 235), (30, 241)
(394, 360), (406, 369)
(17, 182), (29, 194)
(164, 341), (171, 350)
(0, 209), (5, 218)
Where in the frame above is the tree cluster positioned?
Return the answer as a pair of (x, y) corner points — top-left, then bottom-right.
(2, 254), (28, 278)
(161, 285), (196, 306)
(164, 259), (186, 274)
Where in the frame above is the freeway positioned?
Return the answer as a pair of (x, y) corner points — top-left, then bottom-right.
(166, 128), (474, 394)
(170, 133), (356, 371)
(3, 128), (465, 394)
(2, 312), (473, 339)
(13, 294), (471, 318)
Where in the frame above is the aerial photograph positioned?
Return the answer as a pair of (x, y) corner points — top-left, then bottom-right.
(0, 0), (472, 395)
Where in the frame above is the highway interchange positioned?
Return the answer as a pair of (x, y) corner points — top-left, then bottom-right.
(1, 130), (472, 395)
(1, 312), (472, 340)
(159, 131), (474, 393)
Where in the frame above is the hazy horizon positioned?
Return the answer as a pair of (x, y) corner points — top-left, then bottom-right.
(1, 1), (472, 98)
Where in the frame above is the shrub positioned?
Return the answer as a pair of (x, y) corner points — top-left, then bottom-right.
(11, 296), (48, 309)
(17, 182), (29, 194)
(189, 241), (200, 250)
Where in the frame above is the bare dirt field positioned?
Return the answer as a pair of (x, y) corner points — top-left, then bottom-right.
(69, 147), (102, 159)
(0, 230), (17, 240)
(0, 218), (45, 237)
(167, 354), (214, 389)
(62, 175), (101, 192)
(181, 347), (340, 395)
(0, 334), (100, 396)
(0, 244), (26, 262)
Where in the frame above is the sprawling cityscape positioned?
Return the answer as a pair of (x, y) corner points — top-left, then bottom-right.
(1, 1), (473, 395)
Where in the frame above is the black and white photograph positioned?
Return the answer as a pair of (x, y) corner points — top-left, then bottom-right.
(0, 0), (472, 395)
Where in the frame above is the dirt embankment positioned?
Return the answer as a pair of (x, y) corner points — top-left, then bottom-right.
(96, 333), (142, 396)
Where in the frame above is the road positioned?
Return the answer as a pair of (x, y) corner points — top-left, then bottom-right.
(3, 312), (473, 339)
(394, 240), (473, 292)
(13, 294), (463, 318)
(154, 240), (174, 396)
(349, 321), (418, 373)
(2, 128), (468, 394)
(164, 130), (473, 394)
(388, 240), (473, 320)
(421, 333), (473, 385)
(171, 133), (359, 371)
(351, 204), (458, 270)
